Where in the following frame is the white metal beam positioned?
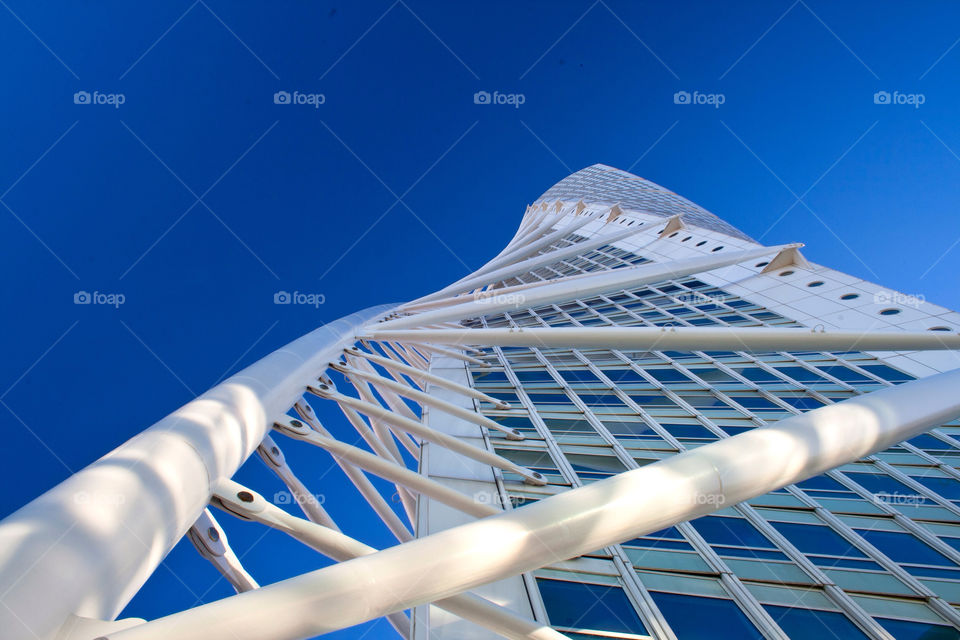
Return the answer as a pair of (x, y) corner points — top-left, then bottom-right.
(210, 480), (571, 640)
(330, 362), (524, 440)
(363, 325), (960, 353)
(0, 304), (395, 640)
(310, 383), (546, 485)
(408, 223), (650, 305)
(377, 244), (798, 330)
(104, 365), (960, 640)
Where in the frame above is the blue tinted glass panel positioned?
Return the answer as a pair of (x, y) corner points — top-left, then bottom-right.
(537, 579), (648, 634)
(774, 366), (828, 383)
(777, 396), (826, 410)
(647, 368), (694, 383)
(856, 530), (957, 567)
(771, 522), (867, 557)
(602, 369), (649, 383)
(859, 364), (915, 383)
(690, 516), (776, 549)
(815, 365), (874, 383)
(650, 591), (763, 639)
(559, 369), (602, 383)
(764, 605), (869, 639)
(876, 617), (960, 640)
(661, 423), (716, 439)
(916, 476), (960, 500)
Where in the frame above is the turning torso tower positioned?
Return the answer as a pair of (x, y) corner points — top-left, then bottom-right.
(4, 164), (960, 640)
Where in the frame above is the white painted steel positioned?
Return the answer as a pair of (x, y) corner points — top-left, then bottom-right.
(103, 365), (960, 640)
(409, 223), (649, 305)
(209, 481), (571, 640)
(186, 509), (259, 592)
(364, 326), (960, 353)
(0, 304), (395, 640)
(274, 418), (496, 518)
(312, 386), (547, 486)
(377, 245), (798, 330)
(348, 346), (510, 408)
(256, 435), (339, 530)
(330, 362), (524, 440)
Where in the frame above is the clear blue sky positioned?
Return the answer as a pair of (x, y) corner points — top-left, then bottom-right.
(2, 1), (960, 637)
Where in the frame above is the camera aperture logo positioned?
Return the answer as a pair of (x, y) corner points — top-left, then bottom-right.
(873, 90), (925, 108)
(673, 90), (725, 108)
(274, 290), (326, 307)
(473, 90), (525, 108)
(73, 90), (126, 109)
(74, 290), (125, 308)
(273, 90), (325, 108)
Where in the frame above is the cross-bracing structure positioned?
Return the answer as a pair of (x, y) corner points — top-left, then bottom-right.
(4, 164), (960, 640)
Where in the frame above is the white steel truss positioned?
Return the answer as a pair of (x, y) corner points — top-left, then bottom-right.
(2, 167), (960, 640)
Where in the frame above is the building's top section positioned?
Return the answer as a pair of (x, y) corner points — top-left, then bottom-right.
(534, 164), (754, 242)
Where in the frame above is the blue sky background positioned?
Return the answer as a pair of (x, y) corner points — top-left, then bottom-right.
(2, 1), (960, 637)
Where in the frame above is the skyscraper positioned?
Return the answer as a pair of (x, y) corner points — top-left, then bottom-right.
(3, 164), (960, 640)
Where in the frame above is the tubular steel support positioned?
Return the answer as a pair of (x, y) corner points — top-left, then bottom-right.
(347, 346), (510, 409)
(257, 434), (339, 530)
(104, 366), (960, 640)
(310, 383), (546, 485)
(209, 481), (570, 640)
(186, 509), (259, 593)
(409, 223), (648, 306)
(378, 244), (798, 330)
(363, 325), (960, 353)
(274, 417), (496, 518)
(0, 304), (395, 640)
(330, 362), (523, 440)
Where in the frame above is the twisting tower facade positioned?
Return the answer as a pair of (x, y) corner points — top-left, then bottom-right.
(3, 164), (960, 640)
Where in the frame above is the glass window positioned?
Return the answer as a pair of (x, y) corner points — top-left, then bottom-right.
(764, 605), (869, 639)
(855, 529), (957, 567)
(690, 515), (776, 549)
(558, 369), (602, 383)
(629, 394), (677, 407)
(733, 367), (784, 383)
(661, 423), (716, 439)
(876, 617), (960, 640)
(601, 369), (649, 383)
(915, 476), (960, 500)
(771, 522), (866, 557)
(690, 367), (739, 383)
(859, 364), (915, 384)
(776, 395), (826, 411)
(816, 364), (874, 383)
(649, 591), (763, 639)
(774, 366), (829, 383)
(647, 368), (694, 384)
(537, 578), (648, 635)
(515, 370), (557, 382)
